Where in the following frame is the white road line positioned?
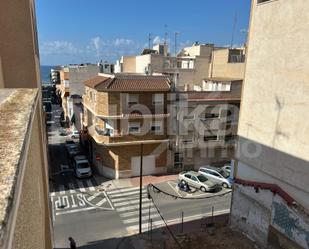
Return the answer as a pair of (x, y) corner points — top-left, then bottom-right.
(123, 215), (161, 224)
(59, 185), (65, 195)
(117, 204), (151, 212)
(87, 192), (101, 202)
(95, 198), (107, 206)
(126, 220), (164, 232)
(119, 208), (157, 218)
(113, 199), (150, 207)
(68, 183), (76, 194)
(106, 186), (143, 194)
(77, 181), (86, 192)
(110, 194), (148, 203)
(167, 181), (183, 197)
(56, 206), (96, 216)
(108, 189), (147, 198)
(50, 192), (56, 197)
(86, 180), (95, 192)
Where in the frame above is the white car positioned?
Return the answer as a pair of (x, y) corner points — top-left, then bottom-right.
(178, 171), (218, 192)
(72, 155), (92, 178)
(198, 166), (233, 188)
(70, 130), (80, 139)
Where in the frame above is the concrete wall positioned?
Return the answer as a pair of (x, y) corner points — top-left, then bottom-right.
(231, 1), (309, 248)
(0, 0), (41, 88)
(122, 56), (137, 73)
(211, 49), (245, 79)
(11, 98), (52, 249)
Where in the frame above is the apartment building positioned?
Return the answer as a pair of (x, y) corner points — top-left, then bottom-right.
(169, 78), (241, 171)
(0, 0), (52, 248)
(115, 43), (213, 90)
(57, 64), (100, 129)
(230, 1), (309, 249)
(82, 74), (171, 178)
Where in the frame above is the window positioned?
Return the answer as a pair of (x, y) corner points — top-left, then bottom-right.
(128, 122), (140, 133)
(204, 131), (218, 141)
(205, 106), (219, 119)
(127, 94), (139, 105)
(152, 93), (164, 105)
(258, 0), (271, 3)
(183, 114), (195, 120)
(184, 174), (191, 180)
(183, 137), (193, 144)
(191, 176), (198, 182)
(151, 121), (162, 132)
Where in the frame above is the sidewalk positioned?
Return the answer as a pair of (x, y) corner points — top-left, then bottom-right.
(93, 174), (178, 191)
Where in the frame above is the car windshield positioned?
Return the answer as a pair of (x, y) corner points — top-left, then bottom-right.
(66, 141), (74, 145)
(77, 162), (89, 169)
(197, 175), (208, 182)
(220, 170), (230, 178)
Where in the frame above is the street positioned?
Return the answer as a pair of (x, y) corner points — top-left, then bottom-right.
(48, 104), (231, 249)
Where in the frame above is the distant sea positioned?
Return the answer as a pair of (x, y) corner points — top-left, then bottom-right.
(40, 65), (54, 84)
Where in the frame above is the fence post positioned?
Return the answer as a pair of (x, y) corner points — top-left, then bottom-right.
(181, 211), (184, 233)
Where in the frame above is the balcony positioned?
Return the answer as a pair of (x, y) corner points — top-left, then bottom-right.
(95, 125), (122, 137)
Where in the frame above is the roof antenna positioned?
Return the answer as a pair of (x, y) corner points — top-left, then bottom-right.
(174, 32), (179, 56)
(230, 12), (237, 48)
(148, 33), (152, 49)
(164, 24), (168, 45)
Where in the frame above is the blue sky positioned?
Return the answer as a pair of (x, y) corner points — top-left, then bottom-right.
(36, 0), (251, 66)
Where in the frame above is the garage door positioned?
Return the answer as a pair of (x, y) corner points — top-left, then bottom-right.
(131, 155), (156, 177)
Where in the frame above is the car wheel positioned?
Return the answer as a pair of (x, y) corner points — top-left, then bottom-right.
(180, 180), (186, 185)
(200, 186), (207, 192)
(222, 183), (228, 188)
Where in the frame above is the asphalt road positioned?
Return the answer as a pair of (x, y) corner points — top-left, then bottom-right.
(47, 104), (231, 249)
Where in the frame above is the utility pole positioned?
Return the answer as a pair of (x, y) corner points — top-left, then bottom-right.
(139, 143), (144, 234)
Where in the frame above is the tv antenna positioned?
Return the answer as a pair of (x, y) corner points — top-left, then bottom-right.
(230, 12), (238, 48)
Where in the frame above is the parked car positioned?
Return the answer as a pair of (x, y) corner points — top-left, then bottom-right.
(198, 166), (233, 188)
(222, 164), (231, 174)
(59, 128), (69, 136)
(70, 130), (80, 139)
(65, 140), (75, 149)
(67, 144), (79, 158)
(178, 171), (218, 192)
(72, 155), (92, 178)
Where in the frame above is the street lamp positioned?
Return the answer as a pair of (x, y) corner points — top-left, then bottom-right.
(139, 143), (143, 234)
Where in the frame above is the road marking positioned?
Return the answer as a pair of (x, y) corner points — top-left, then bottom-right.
(77, 181), (86, 192)
(87, 192), (101, 202)
(56, 206), (97, 216)
(123, 215), (160, 224)
(59, 185), (65, 195)
(110, 194), (148, 203)
(107, 189), (147, 198)
(95, 198), (107, 206)
(126, 220), (164, 232)
(119, 208), (157, 218)
(106, 186), (142, 194)
(50, 191), (56, 197)
(113, 199), (150, 207)
(117, 204), (151, 212)
(86, 180), (95, 191)
(167, 181), (183, 197)
(68, 183), (76, 194)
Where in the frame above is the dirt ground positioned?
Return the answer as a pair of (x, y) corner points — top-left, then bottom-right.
(144, 226), (258, 249)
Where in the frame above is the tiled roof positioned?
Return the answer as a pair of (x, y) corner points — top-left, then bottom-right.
(84, 74), (171, 92)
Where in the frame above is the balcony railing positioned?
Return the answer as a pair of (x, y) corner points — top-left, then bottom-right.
(95, 125), (122, 137)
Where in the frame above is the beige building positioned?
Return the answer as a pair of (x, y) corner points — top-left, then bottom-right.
(115, 43), (214, 90)
(230, 1), (309, 249)
(169, 78), (242, 171)
(0, 0), (52, 248)
(57, 64), (100, 128)
(82, 74), (171, 179)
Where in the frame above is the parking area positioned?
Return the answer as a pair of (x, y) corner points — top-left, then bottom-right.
(154, 180), (231, 199)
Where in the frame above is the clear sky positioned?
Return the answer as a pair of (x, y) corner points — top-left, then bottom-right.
(36, 0), (251, 66)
